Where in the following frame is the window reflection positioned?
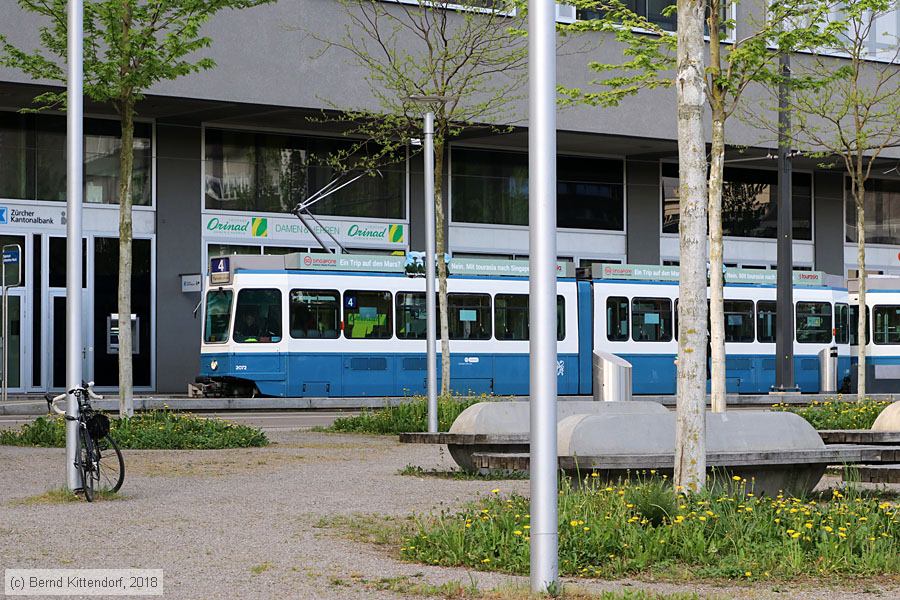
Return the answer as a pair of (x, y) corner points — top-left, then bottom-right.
(451, 148), (624, 230)
(661, 164), (812, 240)
(204, 129), (405, 218)
(0, 111), (151, 205)
(845, 178), (900, 245)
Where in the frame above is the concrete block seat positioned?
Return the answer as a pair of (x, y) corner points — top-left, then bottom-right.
(443, 400), (667, 471)
(556, 411), (827, 496)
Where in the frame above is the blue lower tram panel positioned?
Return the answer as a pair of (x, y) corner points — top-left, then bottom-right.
(199, 352), (582, 397)
(618, 353), (851, 395)
(198, 352), (848, 397)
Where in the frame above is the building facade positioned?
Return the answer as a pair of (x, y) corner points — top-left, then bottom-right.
(1, 0), (899, 393)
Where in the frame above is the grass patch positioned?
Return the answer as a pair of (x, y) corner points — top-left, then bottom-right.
(322, 395), (483, 434)
(0, 410), (268, 450)
(772, 398), (891, 430)
(13, 487), (124, 505)
(399, 464), (528, 481)
(401, 478), (900, 581)
(314, 513), (416, 548)
(250, 562), (273, 575)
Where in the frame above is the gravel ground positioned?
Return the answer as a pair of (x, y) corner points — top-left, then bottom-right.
(1, 430), (899, 600)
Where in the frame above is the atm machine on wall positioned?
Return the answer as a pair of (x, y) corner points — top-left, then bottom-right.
(106, 313), (139, 355)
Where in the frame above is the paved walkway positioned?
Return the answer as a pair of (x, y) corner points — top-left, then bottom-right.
(1, 431), (898, 599)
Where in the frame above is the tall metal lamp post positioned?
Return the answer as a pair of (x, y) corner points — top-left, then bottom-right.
(66, 0), (85, 490)
(405, 94), (453, 433)
(528, 0), (558, 591)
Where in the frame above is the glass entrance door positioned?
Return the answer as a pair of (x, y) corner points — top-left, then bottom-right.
(49, 291), (90, 389)
(1, 292), (23, 391)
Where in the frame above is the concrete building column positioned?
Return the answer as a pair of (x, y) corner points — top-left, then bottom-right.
(155, 123), (203, 393)
(626, 158), (661, 265)
(814, 172), (845, 276)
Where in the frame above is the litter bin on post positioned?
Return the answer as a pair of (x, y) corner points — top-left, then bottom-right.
(592, 351), (633, 402)
(818, 346), (838, 393)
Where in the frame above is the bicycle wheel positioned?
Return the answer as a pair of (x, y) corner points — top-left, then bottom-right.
(95, 435), (124, 493)
(79, 427), (95, 502)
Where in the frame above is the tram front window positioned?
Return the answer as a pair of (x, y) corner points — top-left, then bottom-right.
(234, 289), (282, 343)
(204, 290), (233, 343)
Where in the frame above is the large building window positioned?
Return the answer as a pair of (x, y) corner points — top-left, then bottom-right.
(451, 147), (624, 230)
(204, 128), (405, 218)
(0, 111), (151, 205)
(661, 164), (812, 240)
(845, 178), (900, 245)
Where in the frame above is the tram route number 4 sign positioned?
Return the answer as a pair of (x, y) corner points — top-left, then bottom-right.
(2, 245), (21, 288)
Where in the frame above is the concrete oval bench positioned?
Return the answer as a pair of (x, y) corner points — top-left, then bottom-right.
(557, 411), (826, 496)
(873, 401), (900, 432)
(446, 400), (667, 471)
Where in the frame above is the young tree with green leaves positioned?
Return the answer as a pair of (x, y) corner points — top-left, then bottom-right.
(313, 0), (527, 394)
(773, 0), (900, 400)
(1, 0), (273, 415)
(561, 0), (832, 416)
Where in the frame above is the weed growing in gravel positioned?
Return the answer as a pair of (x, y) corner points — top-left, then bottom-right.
(398, 464), (528, 480)
(13, 487), (123, 505)
(323, 395), (483, 434)
(0, 410), (268, 449)
(771, 398), (890, 429)
(250, 562), (273, 575)
(400, 477), (900, 581)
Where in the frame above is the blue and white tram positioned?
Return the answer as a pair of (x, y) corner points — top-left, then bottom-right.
(850, 276), (900, 390)
(198, 254), (587, 397)
(593, 266), (850, 394)
(198, 254), (852, 397)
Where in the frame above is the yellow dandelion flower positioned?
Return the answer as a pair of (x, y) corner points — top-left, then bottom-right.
(491, 489), (500, 494)
(513, 530), (522, 536)
(745, 571), (752, 578)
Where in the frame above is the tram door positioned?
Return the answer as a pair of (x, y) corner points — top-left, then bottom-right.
(48, 290), (90, 389)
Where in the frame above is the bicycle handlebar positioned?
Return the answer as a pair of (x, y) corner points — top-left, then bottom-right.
(44, 382), (103, 416)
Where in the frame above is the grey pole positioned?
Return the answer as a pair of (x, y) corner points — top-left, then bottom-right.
(65, 0), (84, 491)
(423, 111), (438, 434)
(2, 280), (7, 404)
(774, 51), (796, 392)
(528, 0), (558, 592)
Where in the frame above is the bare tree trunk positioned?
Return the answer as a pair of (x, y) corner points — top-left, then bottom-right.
(675, 0), (708, 492)
(855, 177), (866, 400)
(117, 97), (135, 417)
(434, 138), (450, 395)
(708, 111), (726, 413)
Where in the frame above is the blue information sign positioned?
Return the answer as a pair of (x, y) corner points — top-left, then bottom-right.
(2, 249), (19, 264)
(211, 257), (230, 273)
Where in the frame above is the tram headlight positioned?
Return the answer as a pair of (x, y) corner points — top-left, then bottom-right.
(210, 360), (218, 371)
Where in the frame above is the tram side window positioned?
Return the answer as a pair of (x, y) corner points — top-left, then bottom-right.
(344, 290), (392, 339)
(449, 294), (491, 340)
(757, 301), (776, 343)
(724, 300), (754, 343)
(234, 288), (282, 343)
(493, 294), (566, 341)
(796, 301), (832, 343)
(835, 303), (849, 344)
(607, 297), (629, 341)
(204, 290), (233, 343)
(289, 289), (339, 339)
(873, 305), (900, 344)
(495, 294), (529, 340)
(396, 292), (427, 339)
(849, 305), (870, 345)
(632, 298), (673, 342)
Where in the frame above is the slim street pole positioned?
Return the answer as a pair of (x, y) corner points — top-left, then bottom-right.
(528, 0), (558, 592)
(66, 0), (84, 490)
(774, 50), (796, 392)
(423, 111), (438, 433)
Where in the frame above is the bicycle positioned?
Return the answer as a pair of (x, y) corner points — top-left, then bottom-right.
(46, 382), (125, 502)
